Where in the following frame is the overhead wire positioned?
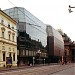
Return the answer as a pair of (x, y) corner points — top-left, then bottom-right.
(8, 0), (47, 47)
(8, 0), (46, 34)
(8, 0), (44, 27)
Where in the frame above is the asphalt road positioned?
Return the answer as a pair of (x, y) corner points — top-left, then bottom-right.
(0, 64), (74, 75)
(51, 66), (75, 75)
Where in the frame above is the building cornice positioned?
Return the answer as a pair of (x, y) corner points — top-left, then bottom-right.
(0, 23), (16, 32)
(0, 37), (17, 46)
(0, 10), (16, 24)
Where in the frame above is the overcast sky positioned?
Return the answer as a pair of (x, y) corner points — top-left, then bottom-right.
(1, 0), (75, 41)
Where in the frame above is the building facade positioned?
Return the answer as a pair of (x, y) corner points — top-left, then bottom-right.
(46, 25), (64, 63)
(62, 34), (75, 63)
(57, 29), (72, 63)
(62, 33), (72, 63)
(4, 7), (47, 65)
(70, 42), (75, 63)
(0, 9), (17, 67)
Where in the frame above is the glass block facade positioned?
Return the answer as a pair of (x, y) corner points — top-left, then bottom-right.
(4, 7), (47, 48)
(4, 7), (47, 65)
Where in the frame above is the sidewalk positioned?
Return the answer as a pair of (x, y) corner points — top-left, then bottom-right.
(0, 64), (46, 71)
(0, 65), (31, 71)
(0, 63), (74, 71)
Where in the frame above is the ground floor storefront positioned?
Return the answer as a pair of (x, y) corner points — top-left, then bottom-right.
(17, 56), (47, 66)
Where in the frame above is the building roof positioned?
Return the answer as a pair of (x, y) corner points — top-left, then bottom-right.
(0, 9), (16, 24)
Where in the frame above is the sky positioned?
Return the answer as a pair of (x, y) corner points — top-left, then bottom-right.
(1, 0), (75, 41)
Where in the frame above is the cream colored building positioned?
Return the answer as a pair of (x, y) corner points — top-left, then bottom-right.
(0, 9), (17, 67)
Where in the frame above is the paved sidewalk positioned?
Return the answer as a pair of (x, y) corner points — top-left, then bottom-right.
(0, 64), (47, 71)
(0, 64), (49, 71)
(0, 63), (74, 72)
(0, 65), (31, 71)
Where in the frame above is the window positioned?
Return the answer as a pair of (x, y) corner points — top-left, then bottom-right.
(1, 19), (4, 25)
(26, 50), (28, 56)
(12, 33), (15, 41)
(23, 50), (25, 56)
(9, 53), (11, 57)
(3, 52), (5, 61)
(29, 51), (30, 56)
(12, 35), (14, 41)
(8, 23), (10, 29)
(2, 31), (4, 38)
(12, 27), (14, 29)
(13, 53), (15, 61)
(8, 31), (11, 40)
(9, 34), (10, 40)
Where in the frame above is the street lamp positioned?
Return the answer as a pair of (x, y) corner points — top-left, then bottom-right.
(68, 8), (73, 13)
(33, 57), (35, 66)
(36, 50), (41, 64)
(68, 5), (75, 13)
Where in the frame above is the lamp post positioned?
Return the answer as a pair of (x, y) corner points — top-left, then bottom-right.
(33, 57), (35, 66)
(36, 50), (41, 64)
(44, 58), (45, 64)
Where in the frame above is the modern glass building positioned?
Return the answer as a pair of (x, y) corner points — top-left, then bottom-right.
(46, 25), (64, 63)
(4, 7), (47, 65)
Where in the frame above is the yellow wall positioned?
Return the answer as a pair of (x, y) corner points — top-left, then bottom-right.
(0, 10), (17, 67)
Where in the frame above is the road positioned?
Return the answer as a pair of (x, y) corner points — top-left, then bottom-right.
(0, 64), (74, 75)
(51, 66), (75, 75)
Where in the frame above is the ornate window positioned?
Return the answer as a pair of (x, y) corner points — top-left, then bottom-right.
(13, 53), (15, 61)
(1, 27), (5, 38)
(9, 52), (11, 57)
(9, 34), (10, 40)
(8, 24), (10, 29)
(12, 27), (14, 30)
(3, 52), (5, 61)
(12, 35), (14, 41)
(2, 31), (4, 38)
(8, 31), (11, 40)
(12, 33), (15, 41)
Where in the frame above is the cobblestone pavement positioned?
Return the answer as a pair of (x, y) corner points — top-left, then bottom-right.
(0, 63), (74, 75)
